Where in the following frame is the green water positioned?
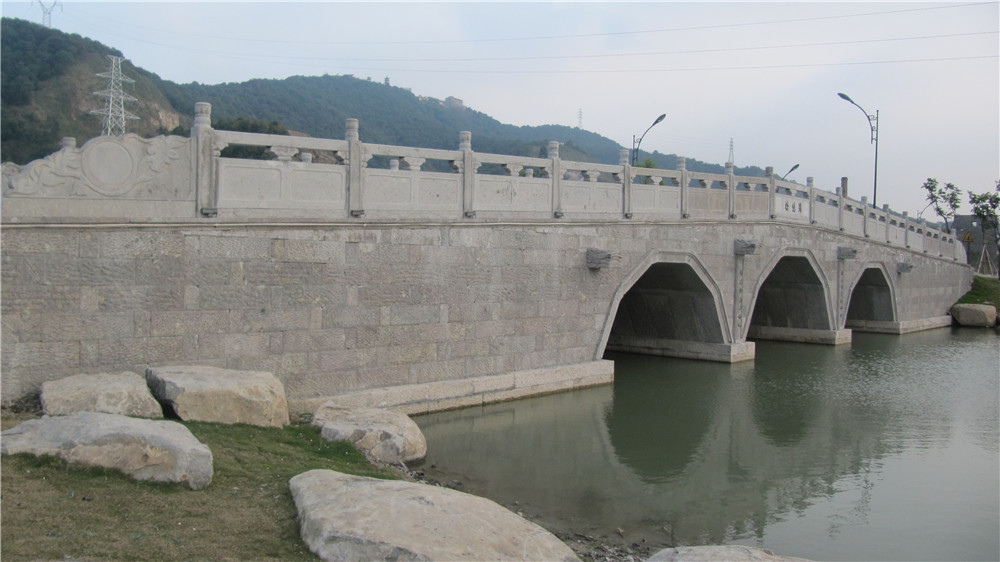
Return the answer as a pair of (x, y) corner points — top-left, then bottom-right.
(413, 328), (999, 561)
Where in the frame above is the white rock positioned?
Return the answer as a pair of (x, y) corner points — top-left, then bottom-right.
(146, 365), (289, 427)
(289, 469), (578, 562)
(950, 303), (998, 327)
(311, 403), (427, 463)
(41, 371), (163, 418)
(0, 412), (213, 490)
(648, 546), (811, 561)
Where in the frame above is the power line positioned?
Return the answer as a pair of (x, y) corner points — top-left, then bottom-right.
(67, 1), (994, 47)
(215, 55), (1000, 76)
(71, 27), (998, 70)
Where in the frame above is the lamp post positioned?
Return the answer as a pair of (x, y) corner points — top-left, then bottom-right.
(780, 164), (799, 181)
(837, 92), (879, 206)
(632, 113), (666, 166)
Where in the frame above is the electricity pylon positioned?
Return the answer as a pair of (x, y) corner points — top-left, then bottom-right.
(90, 55), (139, 137)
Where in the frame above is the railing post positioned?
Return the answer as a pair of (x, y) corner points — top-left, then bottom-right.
(726, 161), (736, 219)
(839, 177), (848, 231)
(861, 196), (870, 238)
(882, 203), (891, 243)
(619, 149), (632, 219)
(807, 177), (815, 225)
(902, 211), (910, 248)
(459, 131), (477, 218)
(549, 141), (563, 218)
(192, 102), (216, 217)
(346, 118), (365, 217)
(766, 166), (776, 219)
(679, 157), (689, 218)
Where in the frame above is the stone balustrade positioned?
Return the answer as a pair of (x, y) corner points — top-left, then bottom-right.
(1, 102), (961, 262)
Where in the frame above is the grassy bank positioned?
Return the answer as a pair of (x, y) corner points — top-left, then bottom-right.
(1, 412), (397, 560)
(957, 275), (1000, 310)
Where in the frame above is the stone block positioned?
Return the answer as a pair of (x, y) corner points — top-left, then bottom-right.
(950, 303), (997, 327)
(289, 470), (577, 562)
(311, 404), (427, 463)
(98, 231), (185, 259)
(195, 234), (270, 259)
(146, 365), (289, 427)
(41, 371), (163, 418)
(1, 412), (212, 490)
(270, 239), (345, 264)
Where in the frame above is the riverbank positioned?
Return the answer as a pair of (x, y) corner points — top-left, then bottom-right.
(958, 274), (1000, 310)
(0, 400), (397, 560)
(406, 463), (657, 561)
(2, 399), (648, 561)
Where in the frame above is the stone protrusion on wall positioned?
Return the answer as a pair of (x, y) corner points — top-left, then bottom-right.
(586, 248), (613, 270)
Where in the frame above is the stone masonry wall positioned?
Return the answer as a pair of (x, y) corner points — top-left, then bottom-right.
(2, 220), (971, 411)
(1, 223), (622, 407)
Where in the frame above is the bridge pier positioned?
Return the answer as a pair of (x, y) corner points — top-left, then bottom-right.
(747, 326), (852, 345)
(606, 339), (756, 363)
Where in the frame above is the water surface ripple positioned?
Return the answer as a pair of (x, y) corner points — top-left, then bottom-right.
(414, 328), (999, 561)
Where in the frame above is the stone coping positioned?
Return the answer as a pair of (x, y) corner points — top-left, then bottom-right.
(288, 360), (613, 417)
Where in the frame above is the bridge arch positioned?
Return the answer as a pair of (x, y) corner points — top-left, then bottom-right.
(845, 263), (898, 329)
(745, 248), (849, 345)
(597, 251), (745, 362)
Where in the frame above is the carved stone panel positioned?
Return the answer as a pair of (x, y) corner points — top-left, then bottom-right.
(4, 135), (194, 201)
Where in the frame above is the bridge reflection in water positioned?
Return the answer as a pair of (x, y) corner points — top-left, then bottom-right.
(414, 329), (999, 561)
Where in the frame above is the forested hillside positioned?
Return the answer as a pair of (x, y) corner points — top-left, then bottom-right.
(0, 18), (183, 163)
(1, 17), (765, 177)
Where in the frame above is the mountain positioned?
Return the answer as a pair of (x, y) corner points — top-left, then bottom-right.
(0, 17), (766, 178)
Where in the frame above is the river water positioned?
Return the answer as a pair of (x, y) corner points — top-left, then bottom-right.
(413, 328), (999, 561)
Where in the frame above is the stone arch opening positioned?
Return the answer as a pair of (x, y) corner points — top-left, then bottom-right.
(600, 257), (741, 361)
(846, 266), (896, 327)
(746, 255), (847, 345)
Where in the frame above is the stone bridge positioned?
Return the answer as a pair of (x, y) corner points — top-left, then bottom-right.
(1, 102), (972, 414)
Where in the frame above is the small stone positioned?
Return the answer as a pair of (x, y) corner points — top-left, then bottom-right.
(648, 546), (811, 561)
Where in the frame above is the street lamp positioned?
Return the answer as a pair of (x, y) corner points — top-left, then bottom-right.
(632, 113), (666, 166)
(780, 164), (799, 181)
(837, 92), (879, 206)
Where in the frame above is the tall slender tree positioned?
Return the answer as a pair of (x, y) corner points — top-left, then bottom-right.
(968, 180), (1000, 279)
(922, 178), (962, 233)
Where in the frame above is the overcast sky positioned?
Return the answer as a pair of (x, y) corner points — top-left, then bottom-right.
(3, 1), (998, 216)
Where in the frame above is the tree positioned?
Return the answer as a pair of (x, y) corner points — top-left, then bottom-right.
(922, 178), (961, 233)
(968, 180), (1000, 280)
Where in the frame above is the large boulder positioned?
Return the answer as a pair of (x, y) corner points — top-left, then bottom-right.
(289, 469), (578, 561)
(146, 365), (289, 427)
(41, 372), (163, 418)
(0, 412), (213, 490)
(649, 546), (810, 561)
(950, 303), (998, 327)
(311, 403), (427, 463)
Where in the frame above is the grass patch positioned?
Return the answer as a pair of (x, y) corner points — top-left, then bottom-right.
(1, 415), (397, 561)
(957, 275), (1000, 310)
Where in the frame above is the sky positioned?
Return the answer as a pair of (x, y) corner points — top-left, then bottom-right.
(2, 1), (998, 217)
